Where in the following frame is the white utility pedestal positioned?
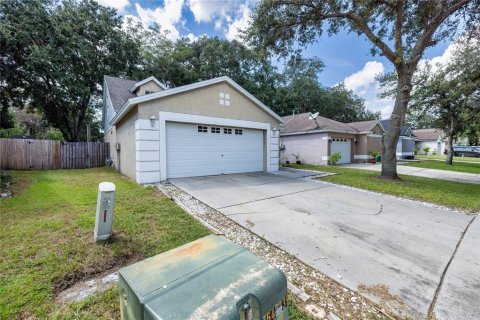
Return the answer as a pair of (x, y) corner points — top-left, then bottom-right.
(94, 182), (116, 242)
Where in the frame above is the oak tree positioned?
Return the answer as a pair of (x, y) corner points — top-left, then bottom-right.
(245, 0), (480, 178)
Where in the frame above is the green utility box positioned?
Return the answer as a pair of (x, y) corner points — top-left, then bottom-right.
(118, 235), (288, 320)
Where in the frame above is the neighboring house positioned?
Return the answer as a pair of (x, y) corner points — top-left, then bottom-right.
(380, 119), (415, 160)
(102, 75), (283, 183)
(413, 128), (446, 155)
(279, 113), (384, 165)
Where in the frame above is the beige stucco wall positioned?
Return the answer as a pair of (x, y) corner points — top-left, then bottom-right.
(355, 134), (368, 156)
(137, 82), (281, 128)
(135, 81), (164, 96)
(367, 136), (382, 153)
(280, 133), (329, 165)
(115, 106), (138, 180)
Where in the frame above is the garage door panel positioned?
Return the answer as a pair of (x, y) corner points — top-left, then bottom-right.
(331, 139), (351, 164)
(166, 122), (264, 178)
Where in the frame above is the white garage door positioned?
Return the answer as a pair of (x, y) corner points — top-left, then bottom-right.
(166, 122), (264, 178)
(331, 139), (351, 164)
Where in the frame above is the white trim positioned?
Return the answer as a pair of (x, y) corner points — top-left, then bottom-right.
(354, 155), (372, 160)
(158, 112), (271, 181)
(367, 133), (382, 137)
(111, 76), (283, 125)
(130, 76), (167, 92)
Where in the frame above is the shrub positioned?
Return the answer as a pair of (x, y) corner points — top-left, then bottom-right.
(432, 149), (437, 155)
(329, 152), (342, 166)
(368, 151), (381, 158)
(0, 170), (12, 193)
(414, 147), (419, 155)
(423, 146), (431, 155)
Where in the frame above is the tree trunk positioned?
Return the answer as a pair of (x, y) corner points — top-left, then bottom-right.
(381, 69), (412, 179)
(446, 116), (455, 165)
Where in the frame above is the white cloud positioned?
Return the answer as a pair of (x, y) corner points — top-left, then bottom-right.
(188, 0), (231, 23)
(417, 42), (456, 73)
(342, 61), (394, 118)
(97, 0), (130, 13)
(225, 4), (251, 41)
(135, 0), (185, 40)
(343, 61), (385, 92)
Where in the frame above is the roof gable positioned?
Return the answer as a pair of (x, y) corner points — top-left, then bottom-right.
(110, 76), (283, 125)
(130, 76), (167, 92)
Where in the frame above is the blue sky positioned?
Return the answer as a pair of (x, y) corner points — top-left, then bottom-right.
(98, 0), (455, 119)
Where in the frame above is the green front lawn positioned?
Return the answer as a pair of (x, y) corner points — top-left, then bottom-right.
(288, 164), (480, 212)
(1, 168), (312, 320)
(401, 160), (480, 174)
(0, 168), (210, 319)
(416, 154), (480, 163)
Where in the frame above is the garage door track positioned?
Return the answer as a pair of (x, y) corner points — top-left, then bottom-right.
(170, 171), (479, 320)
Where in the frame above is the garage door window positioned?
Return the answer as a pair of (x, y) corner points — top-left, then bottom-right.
(211, 127), (221, 134)
(198, 126), (208, 133)
(235, 129), (243, 135)
(224, 128), (232, 134)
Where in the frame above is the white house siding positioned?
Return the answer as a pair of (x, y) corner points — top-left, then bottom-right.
(416, 141), (445, 155)
(135, 119), (160, 184)
(280, 133), (329, 165)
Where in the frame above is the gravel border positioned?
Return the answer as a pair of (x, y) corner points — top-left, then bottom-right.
(158, 182), (396, 320)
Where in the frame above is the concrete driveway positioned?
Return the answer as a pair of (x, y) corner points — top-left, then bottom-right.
(170, 170), (478, 319)
(342, 162), (480, 184)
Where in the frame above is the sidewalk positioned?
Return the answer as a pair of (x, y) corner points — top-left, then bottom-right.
(342, 163), (480, 184)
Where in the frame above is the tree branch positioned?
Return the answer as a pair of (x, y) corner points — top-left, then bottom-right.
(347, 12), (399, 63)
(409, 0), (471, 65)
(394, 0), (405, 61)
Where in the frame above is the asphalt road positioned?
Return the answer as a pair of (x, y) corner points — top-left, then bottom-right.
(170, 169), (478, 319)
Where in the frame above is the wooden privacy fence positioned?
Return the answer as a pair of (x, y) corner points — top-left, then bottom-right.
(0, 139), (109, 170)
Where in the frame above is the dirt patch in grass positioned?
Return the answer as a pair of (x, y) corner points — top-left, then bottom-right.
(52, 251), (144, 296)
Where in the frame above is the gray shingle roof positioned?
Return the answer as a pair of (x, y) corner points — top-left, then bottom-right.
(280, 113), (384, 135)
(412, 128), (444, 141)
(347, 119), (381, 132)
(104, 76), (137, 111)
(380, 119), (412, 136)
(281, 113), (357, 134)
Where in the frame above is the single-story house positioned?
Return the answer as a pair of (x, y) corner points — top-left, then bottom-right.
(279, 113), (384, 165)
(412, 128), (446, 155)
(103, 75), (283, 183)
(380, 119), (415, 160)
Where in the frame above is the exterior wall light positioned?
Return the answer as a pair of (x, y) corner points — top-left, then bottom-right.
(150, 115), (156, 127)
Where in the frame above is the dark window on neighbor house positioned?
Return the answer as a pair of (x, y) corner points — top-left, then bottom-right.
(235, 129), (243, 135)
(198, 126), (208, 133)
(224, 128), (232, 134)
(211, 127), (220, 133)
(145, 90), (155, 95)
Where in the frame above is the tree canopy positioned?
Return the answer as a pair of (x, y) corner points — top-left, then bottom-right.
(0, 0), (139, 141)
(245, 0), (480, 179)
(126, 23), (378, 121)
(1, 0), (387, 142)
